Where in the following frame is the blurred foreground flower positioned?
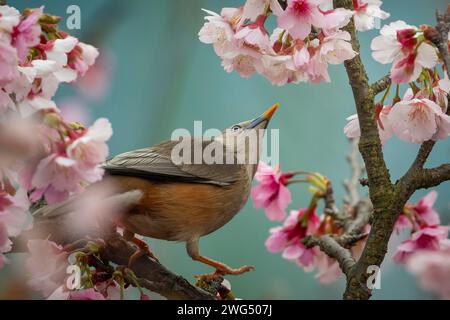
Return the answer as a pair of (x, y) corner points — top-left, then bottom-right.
(393, 191), (450, 264)
(407, 248), (450, 300)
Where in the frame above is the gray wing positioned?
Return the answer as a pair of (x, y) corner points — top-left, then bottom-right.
(102, 139), (241, 186)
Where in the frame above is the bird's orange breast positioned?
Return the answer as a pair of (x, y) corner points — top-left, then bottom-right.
(107, 175), (250, 242)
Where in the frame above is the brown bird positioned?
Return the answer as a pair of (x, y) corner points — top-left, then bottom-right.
(35, 103), (279, 276)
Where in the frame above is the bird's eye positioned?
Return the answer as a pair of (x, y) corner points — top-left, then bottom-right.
(231, 125), (241, 132)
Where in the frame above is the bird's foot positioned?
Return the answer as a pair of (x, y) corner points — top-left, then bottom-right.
(127, 237), (159, 267)
(63, 237), (106, 254)
(195, 265), (255, 281)
(215, 265), (255, 276)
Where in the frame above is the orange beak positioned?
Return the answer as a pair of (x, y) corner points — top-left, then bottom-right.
(263, 103), (279, 120)
(246, 103), (279, 129)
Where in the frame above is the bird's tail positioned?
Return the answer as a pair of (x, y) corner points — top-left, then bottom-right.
(32, 190), (143, 219)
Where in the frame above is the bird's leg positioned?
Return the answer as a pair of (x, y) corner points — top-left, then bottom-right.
(187, 238), (255, 276)
(123, 229), (159, 266)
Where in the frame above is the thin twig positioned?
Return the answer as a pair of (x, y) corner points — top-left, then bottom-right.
(343, 138), (365, 207)
(303, 235), (355, 277)
(370, 74), (391, 95)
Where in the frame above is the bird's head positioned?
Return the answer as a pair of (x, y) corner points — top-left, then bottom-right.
(225, 102), (279, 135)
(214, 103), (279, 165)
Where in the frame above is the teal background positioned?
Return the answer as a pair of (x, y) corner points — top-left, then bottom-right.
(3, 0), (450, 299)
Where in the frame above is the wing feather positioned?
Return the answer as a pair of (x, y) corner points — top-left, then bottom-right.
(102, 139), (241, 186)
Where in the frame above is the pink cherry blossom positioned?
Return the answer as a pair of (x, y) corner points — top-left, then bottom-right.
(235, 16), (271, 51)
(392, 239), (416, 264)
(67, 118), (112, 170)
(406, 248), (450, 299)
(319, 30), (357, 65)
(12, 7), (43, 63)
(68, 43), (99, 77)
(393, 226), (449, 264)
(26, 239), (69, 297)
(353, 0), (390, 32)
(45, 36), (78, 67)
(0, 41), (20, 86)
(0, 5), (21, 33)
(344, 106), (392, 145)
(276, 0), (326, 40)
(259, 54), (299, 85)
(413, 191), (440, 226)
(321, 8), (354, 33)
(242, 0), (282, 21)
(390, 43), (438, 84)
(266, 208), (321, 270)
(371, 21), (416, 64)
(223, 50), (262, 78)
(251, 162), (293, 220)
(199, 9), (236, 57)
(387, 98), (450, 144)
(31, 154), (83, 204)
(434, 73), (450, 112)
(395, 191), (440, 233)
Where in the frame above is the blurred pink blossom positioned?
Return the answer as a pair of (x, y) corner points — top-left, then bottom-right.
(25, 239), (69, 297)
(406, 248), (450, 299)
(0, 42), (19, 86)
(68, 43), (99, 77)
(393, 226), (449, 264)
(395, 191), (440, 233)
(12, 7), (43, 62)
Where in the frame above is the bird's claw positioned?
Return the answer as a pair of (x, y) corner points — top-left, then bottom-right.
(195, 265), (255, 281)
(217, 265), (255, 275)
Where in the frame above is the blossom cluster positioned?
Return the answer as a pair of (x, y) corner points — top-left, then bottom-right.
(344, 19), (450, 145)
(0, 5), (111, 273)
(251, 163), (450, 293)
(251, 162), (367, 283)
(393, 191), (449, 264)
(199, 0), (389, 85)
(345, 71), (450, 144)
(392, 191), (450, 299)
(371, 21), (448, 84)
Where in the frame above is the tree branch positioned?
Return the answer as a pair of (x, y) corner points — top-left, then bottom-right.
(413, 164), (450, 190)
(333, 0), (404, 300)
(370, 74), (391, 96)
(432, 5), (450, 80)
(303, 235), (355, 276)
(13, 216), (215, 300)
(337, 3), (450, 300)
